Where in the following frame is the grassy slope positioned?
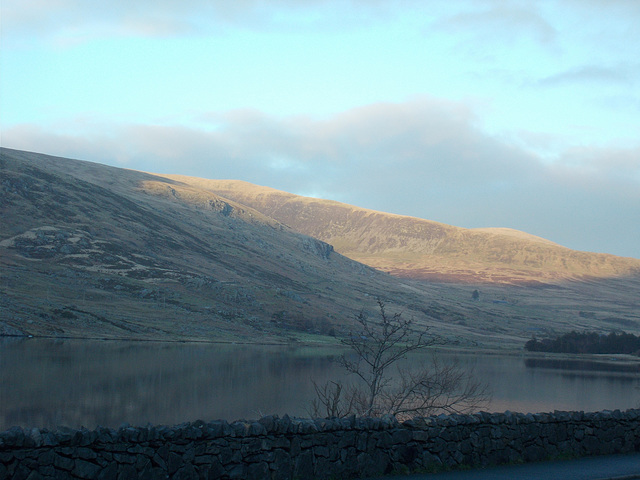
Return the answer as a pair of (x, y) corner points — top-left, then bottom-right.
(2, 149), (639, 350)
(181, 178), (640, 284)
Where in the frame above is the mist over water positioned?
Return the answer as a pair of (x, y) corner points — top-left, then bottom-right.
(1, 339), (639, 431)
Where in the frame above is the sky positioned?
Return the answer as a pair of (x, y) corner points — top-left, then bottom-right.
(1, 0), (639, 259)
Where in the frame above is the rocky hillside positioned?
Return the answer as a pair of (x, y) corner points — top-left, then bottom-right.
(2, 148), (639, 348)
(179, 179), (640, 285)
(0, 148), (413, 342)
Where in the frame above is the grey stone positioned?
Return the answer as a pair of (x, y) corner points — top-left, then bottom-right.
(276, 414), (292, 434)
(173, 463), (198, 480)
(227, 464), (247, 479)
(194, 454), (214, 465)
(117, 463), (138, 480)
(206, 461), (226, 479)
(271, 449), (291, 477)
(25, 470), (43, 480)
(257, 415), (277, 432)
(182, 445), (196, 463)
(53, 453), (75, 471)
(56, 426), (81, 444)
(247, 462), (269, 480)
(391, 429), (412, 444)
(40, 465), (57, 477)
(272, 436), (290, 449)
(357, 450), (391, 478)
(206, 420), (231, 438)
(97, 462), (118, 480)
(289, 436), (301, 457)
(8, 462), (29, 480)
(1, 451), (14, 463)
(313, 445), (330, 458)
(152, 451), (167, 470)
(126, 444), (146, 455)
(27, 427), (43, 447)
(76, 447), (98, 460)
(72, 459), (102, 479)
(230, 422), (247, 437)
(139, 465), (167, 480)
(240, 438), (266, 455)
(79, 428), (97, 446)
(42, 431), (59, 446)
(395, 444), (419, 465)
(247, 422), (266, 436)
(3, 426), (26, 447)
(136, 455), (152, 471)
(582, 435), (601, 454)
(422, 451), (442, 469)
(524, 445), (547, 462)
(37, 448), (56, 466)
(167, 452), (183, 474)
(113, 453), (136, 464)
(293, 449), (314, 479)
(338, 430), (357, 449)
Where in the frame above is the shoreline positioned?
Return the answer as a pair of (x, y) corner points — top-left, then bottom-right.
(3, 333), (639, 365)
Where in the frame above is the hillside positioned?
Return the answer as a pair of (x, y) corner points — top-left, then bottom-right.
(180, 179), (640, 285)
(0, 148), (404, 342)
(2, 148), (639, 349)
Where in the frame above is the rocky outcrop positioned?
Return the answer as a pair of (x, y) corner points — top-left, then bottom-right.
(2, 410), (639, 479)
(301, 238), (333, 260)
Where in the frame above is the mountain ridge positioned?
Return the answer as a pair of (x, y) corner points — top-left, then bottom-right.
(162, 177), (640, 285)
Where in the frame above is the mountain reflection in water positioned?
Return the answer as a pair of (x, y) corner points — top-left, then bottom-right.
(1, 339), (639, 430)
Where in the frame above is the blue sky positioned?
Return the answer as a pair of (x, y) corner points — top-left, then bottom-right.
(1, 0), (639, 258)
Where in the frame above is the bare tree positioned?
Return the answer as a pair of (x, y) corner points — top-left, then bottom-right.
(309, 300), (490, 420)
(309, 381), (364, 419)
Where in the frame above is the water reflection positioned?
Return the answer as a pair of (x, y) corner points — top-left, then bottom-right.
(1, 338), (639, 430)
(524, 357), (640, 374)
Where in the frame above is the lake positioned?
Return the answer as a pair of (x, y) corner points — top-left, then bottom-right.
(1, 338), (639, 431)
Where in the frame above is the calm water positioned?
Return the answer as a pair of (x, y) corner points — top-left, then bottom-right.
(1, 338), (639, 430)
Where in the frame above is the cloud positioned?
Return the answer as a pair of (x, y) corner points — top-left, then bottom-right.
(433, 2), (557, 51)
(596, 95), (640, 115)
(0, 0), (573, 47)
(537, 65), (638, 87)
(1, 0), (405, 44)
(2, 1), (215, 44)
(4, 98), (639, 257)
(566, 0), (640, 16)
(554, 146), (640, 192)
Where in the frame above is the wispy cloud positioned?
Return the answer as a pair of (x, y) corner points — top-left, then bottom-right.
(437, 3), (557, 47)
(537, 65), (638, 87)
(1, 0), (401, 44)
(2, 0), (215, 44)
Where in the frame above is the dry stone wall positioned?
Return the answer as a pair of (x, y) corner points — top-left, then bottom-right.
(1, 409), (639, 479)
